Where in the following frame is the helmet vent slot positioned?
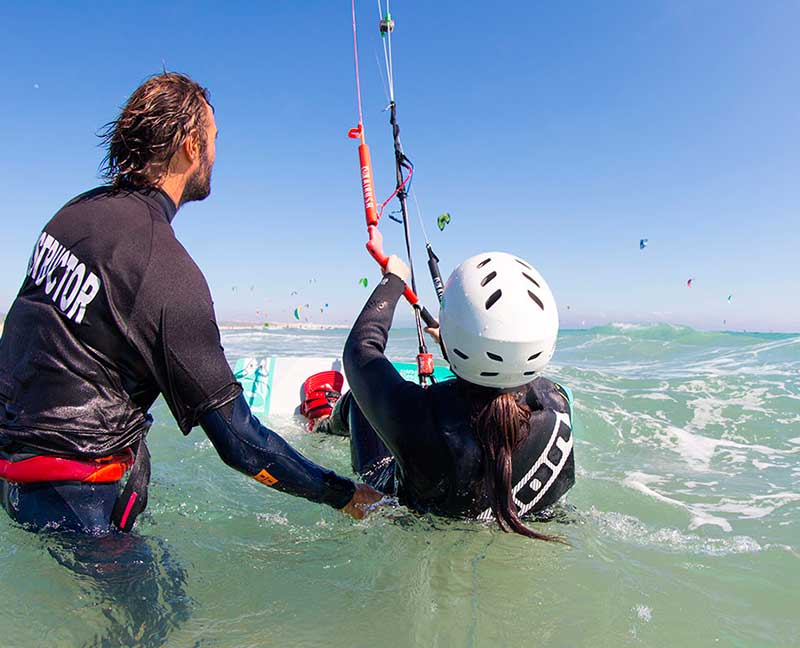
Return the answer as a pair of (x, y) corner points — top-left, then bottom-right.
(527, 290), (544, 310)
(527, 352), (542, 361)
(523, 370), (536, 376)
(515, 258), (533, 270)
(485, 289), (502, 310)
(486, 352), (503, 362)
(453, 348), (469, 360)
(479, 371), (499, 377)
(477, 258), (492, 269)
(522, 272), (540, 288)
(480, 271), (497, 287)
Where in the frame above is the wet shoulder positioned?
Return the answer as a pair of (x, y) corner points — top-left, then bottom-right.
(144, 220), (212, 312)
(526, 376), (570, 413)
(427, 377), (468, 412)
(49, 187), (161, 254)
(150, 226), (206, 286)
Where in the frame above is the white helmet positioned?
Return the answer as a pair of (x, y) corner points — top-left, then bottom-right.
(439, 252), (559, 388)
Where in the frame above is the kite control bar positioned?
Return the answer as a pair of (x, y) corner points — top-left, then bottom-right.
(349, 132), (438, 329)
(426, 244), (445, 303)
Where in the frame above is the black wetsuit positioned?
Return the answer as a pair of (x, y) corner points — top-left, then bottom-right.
(335, 274), (574, 519)
(0, 186), (354, 532)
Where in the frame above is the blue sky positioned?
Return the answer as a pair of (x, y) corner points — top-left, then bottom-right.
(1, 1), (797, 331)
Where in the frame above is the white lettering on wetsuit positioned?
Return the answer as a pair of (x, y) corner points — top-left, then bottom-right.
(477, 411), (573, 521)
(27, 232), (102, 325)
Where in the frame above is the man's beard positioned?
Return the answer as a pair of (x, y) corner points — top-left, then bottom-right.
(180, 150), (212, 206)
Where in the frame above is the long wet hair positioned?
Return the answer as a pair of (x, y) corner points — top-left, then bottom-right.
(469, 386), (566, 543)
(99, 72), (211, 189)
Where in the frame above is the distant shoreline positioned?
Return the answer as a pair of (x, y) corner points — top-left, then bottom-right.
(0, 318), (349, 336)
(219, 321), (349, 332)
(0, 316), (796, 337)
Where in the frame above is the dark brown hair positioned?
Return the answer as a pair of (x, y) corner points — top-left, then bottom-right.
(99, 72), (211, 188)
(471, 389), (566, 543)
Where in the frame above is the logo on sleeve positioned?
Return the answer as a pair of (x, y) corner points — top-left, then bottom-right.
(27, 231), (102, 325)
(253, 468), (279, 486)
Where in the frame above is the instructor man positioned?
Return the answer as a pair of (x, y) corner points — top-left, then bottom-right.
(0, 72), (381, 533)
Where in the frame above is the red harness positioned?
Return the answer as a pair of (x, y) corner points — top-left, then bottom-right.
(0, 449), (134, 484)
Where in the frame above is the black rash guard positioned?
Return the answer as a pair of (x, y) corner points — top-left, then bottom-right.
(342, 273), (575, 519)
(0, 186), (355, 511)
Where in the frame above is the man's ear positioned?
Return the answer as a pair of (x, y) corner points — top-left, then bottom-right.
(182, 129), (200, 162)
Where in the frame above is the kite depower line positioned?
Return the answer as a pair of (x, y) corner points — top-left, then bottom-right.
(348, 0), (446, 384)
(373, 0), (447, 305)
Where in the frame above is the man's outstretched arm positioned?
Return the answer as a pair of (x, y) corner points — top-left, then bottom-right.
(201, 394), (381, 518)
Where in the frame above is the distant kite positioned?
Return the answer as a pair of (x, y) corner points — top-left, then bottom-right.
(639, 239), (648, 250)
(437, 212), (452, 231)
(358, 277), (368, 288)
(687, 278), (693, 288)
(293, 306), (302, 320)
(727, 295), (733, 303)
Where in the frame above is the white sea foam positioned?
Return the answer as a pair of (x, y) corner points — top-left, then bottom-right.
(588, 508), (762, 555)
(616, 401), (796, 473)
(696, 493), (800, 521)
(685, 480), (719, 488)
(623, 472), (732, 531)
(609, 322), (644, 331)
(678, 337), (800, 378)
(752, 460), (776, 470)
(686, 388), (771, 431)
(570, 335), (623, 350)
(764, 544), (800, 558)
(746, 336), (800, 355)
(667, 424), (796, 471)
(635, 393), (676, 402)
(590, 407), (627, 444)
(607, 322), (683, 333)
(775, 416), (800, 426)
(256, 512), (289, 526)
(605, 361), (661, 374)
(634, 605), (652, 622)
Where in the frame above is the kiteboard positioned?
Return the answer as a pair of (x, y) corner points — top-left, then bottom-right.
(232, 357), (455, 417)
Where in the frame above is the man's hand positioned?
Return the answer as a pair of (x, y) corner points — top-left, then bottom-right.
(383, 255), (411, 284)
(341, 483), (384, 520)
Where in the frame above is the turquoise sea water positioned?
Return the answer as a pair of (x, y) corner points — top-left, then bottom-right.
(0, 323), (797, 646)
